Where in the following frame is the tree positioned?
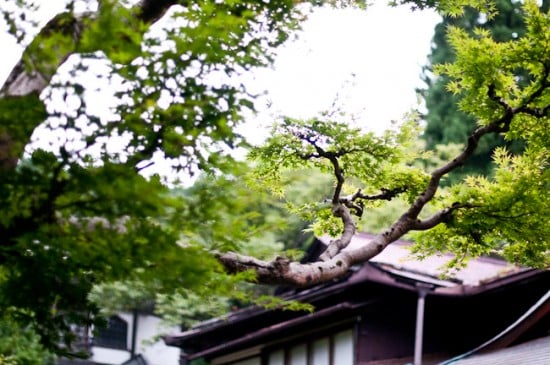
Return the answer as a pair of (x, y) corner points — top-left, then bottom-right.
(1, 0), (365, 354)
(218, 0), (549, 283)
(0, 0), (548, 356)
(88, 165), (331, 327)
(420, 0), (550, 183)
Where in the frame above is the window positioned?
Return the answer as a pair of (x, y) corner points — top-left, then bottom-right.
(333, 330), (354, 365)
(94, 315), (128, 350)
(266, 329), (354, 365)
(312, 338), (330, 365)
(289, 344), (307, 365)
(268, 350), (284, 365)
(219, 329), (354, 365)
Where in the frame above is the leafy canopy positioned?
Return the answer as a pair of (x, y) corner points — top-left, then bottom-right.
(1, 0), (361, 354)
(420, 0), (549, 183)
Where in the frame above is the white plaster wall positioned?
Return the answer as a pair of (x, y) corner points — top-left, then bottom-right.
(91, 347), (131, 364)
(90, 312), (180, 365)
(136, 314), (180, 365)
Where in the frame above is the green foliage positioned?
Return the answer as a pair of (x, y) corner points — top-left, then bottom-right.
(250, 116), (430, 236)
(0, 95), (47, 164)
(0, 312), (54, 365)
(413, 146), (549, 268)
(80, 1), (146, 64)
(411, 0), (549, 268)
(357, 198), (410, 234)
(173, 164), (283, 253)
(251, 117), (425, 191)
(394, 0), (495, 16)
(0, 152), (223, 350)
(420, 0), (543, 183)
(254, 295), (314, 313)
(89, 164), (330, 323)
(154, 289), (231, 328)
(437, 5), (548, 122)
(2, 0), (338, 352)
(89, 272), (248, 329)
(247, 0), (549, 270)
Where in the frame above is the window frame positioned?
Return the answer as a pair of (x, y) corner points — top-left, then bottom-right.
(93, 315), (129, 350)
(260, 325), (356, 365)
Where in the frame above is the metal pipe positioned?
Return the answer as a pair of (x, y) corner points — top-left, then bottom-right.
(131, 309), (138, 356)
(414, 288), (429, 365)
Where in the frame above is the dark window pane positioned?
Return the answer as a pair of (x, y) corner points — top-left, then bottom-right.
(94, 315), (128, 350)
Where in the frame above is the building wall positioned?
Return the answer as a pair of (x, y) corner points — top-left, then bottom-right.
(208, 328), (355, 365)
(90, 312), (179, 365)
(136, 314), (180, 365)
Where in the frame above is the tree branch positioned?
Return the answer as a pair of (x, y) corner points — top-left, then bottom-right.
(217, 78), (548, 286)
(403, 85), (516, 225)
(412, 203), (475, 230)
(355, 187), (407, 201)
(217, 233), (388, 287)
(137, 0), (179, 23)
(1, 0), (178, 97)
(318, 204), (356, 261)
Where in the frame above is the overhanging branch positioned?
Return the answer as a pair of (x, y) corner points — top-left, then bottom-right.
(217, 78), (548, 287)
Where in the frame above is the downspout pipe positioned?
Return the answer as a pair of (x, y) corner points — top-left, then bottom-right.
(131, 308), (138, 357)
(414, 283), (434, 365)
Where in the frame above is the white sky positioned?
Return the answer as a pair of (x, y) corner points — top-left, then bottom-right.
(0, 2), (440, 175)
(242, 3), (441, 141)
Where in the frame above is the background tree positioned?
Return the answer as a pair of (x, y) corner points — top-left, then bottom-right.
(420, 0), (549, 183)
(89, 165), (333, 326)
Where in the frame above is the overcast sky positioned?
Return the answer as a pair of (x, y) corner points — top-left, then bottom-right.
(243, 3), (441, 141)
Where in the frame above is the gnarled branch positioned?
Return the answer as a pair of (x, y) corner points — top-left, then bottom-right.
(217, 78), (548, 286)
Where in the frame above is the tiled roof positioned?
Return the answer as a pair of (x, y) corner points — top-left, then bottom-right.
(327, 232), (525, 287)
